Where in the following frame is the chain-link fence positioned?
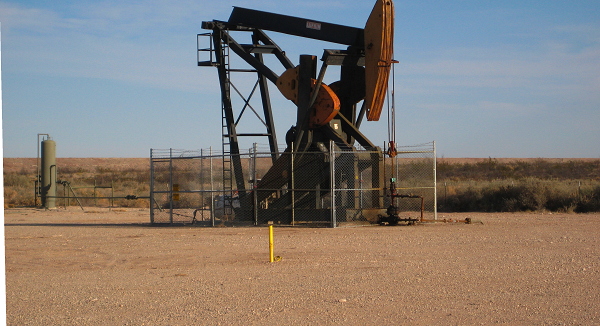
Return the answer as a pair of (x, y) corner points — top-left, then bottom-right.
(377, 142), (438, 224)
(150, 142), (436, 227)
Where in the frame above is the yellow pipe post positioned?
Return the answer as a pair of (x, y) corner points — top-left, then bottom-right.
(269, 225), (274, 262)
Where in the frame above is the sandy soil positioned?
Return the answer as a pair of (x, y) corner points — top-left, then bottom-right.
(4, 208), (599, 325)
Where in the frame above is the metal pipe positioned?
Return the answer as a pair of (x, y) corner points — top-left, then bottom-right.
(200, 148), (205, 221)
(45, 196), (151, 200)
(210, 147), (215, 227)
(307, 62), (328, 109)
(420, 218), (475, 224)
(169, 148), (174, 224)
(36, 134), (50, 206)
(252, 143), (258, 225)
(150, 149), (155, 223)
(291, 145), (295, 226)
(330, 140), (336, 228)
(433, 141), (438, 220)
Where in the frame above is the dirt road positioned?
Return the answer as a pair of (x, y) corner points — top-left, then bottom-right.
(5, 208), (599, 325)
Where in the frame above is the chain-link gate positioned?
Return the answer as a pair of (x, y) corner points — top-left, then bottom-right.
(381, 142), (438, 223)
(150, 142), (436, 227)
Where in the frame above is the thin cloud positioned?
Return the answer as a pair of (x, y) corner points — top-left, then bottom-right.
(0, 3), (64, 33)
(399, 35), (600, 107)
(1, 0), (368, 92)
(1, 1), (222, 92)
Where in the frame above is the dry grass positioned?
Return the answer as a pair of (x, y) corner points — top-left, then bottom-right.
(4, 157), (600, 212)
(3, 158), (149, 208)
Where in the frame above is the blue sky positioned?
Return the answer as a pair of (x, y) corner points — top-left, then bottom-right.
(1, 0), (599, 158)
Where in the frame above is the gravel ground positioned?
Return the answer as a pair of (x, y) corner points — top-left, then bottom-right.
(5, 208), (600, 325)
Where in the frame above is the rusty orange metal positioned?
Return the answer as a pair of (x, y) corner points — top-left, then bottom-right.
(276, 67), (340, 128)
(308, 82), (340, 128)
(364, 0), (394, 121)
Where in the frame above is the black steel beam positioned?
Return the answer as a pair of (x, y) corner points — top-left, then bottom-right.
(252, 31), (279, 162)
(252, 29), (295, 70)
(293, 55), (317, 152)
(336, 112), (377, 150)
(228, 7), (364, 46)
(213, 29), (247, 194)
(221, 32), (280, 84)
(241, 44), (279, 54)
(321, 126), (353, 151)
(322, 49), (365, 66)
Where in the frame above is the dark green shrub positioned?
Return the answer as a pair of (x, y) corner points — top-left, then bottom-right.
(544, 184), (578, 212)
(442, 186), (483, 212)
(576, 186), (600, 213)
(440, 179), (597, 213)
(478, 181), (545, 212)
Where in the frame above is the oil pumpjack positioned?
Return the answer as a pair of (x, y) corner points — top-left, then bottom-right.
(199, 0), (396, 224)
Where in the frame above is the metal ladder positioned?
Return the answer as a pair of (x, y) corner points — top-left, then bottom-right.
(221, 33), (235, 219)
(198, 32), (235, 218)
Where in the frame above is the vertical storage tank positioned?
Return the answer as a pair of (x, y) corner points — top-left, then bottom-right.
(40, 139), (57, 209)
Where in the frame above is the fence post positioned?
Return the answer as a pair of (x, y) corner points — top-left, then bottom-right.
(433, 141), (437, 220)
(169, 148), (173, 224)
(200, 148), (204, 221)
(291, 145), (295, 226)
(210, 147), (215, 227)
(149, 150), (152, 222)
(330, 140), (336, 228)
(252, 143), (258, 225)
